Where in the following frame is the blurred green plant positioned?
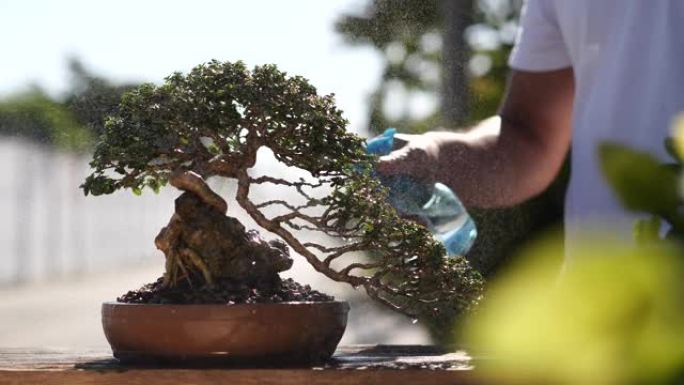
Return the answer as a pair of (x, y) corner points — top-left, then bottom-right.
(0, 58), (137, 152)
(0, 88), (91, 151)
(465, 115), (684, 384)
(599, 113), (684, 242)
(464, 236), (684, 385)
(64, 58), (139, 138)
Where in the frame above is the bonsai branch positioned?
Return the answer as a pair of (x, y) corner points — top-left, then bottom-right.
(255, 199), (323, 212)
(271, 212), (321, 226)
(283, 221), (363, 239)
(339, 262), (382, 276)
(250, 176), (328, 189)
(235, 170), (440, 318)
(322, 243), (370, 265)
(236, 170), (366, 288)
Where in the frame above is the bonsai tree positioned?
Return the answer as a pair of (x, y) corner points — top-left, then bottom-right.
(82, 60), (483, 318)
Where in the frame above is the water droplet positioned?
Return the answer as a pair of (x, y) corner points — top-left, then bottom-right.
(411, 318), (418, 324)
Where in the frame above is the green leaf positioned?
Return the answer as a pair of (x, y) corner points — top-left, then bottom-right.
(81, 174), (116, 196)
(671, 113), (684, 159)
(599, 143), (680, 214)
(663, 137), (683, 163)
(147, 179), (161, 194)
(633, 216), (661, 245)
(207, 143), (220, 155)
(131, 186), (143, 196)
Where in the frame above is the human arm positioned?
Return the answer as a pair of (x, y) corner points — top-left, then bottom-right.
(377, 67), (575, 208)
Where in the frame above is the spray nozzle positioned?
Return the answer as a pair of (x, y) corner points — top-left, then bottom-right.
(365, 128), (397, 156)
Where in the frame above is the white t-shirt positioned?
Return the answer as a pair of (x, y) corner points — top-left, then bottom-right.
(509, 0), (684, 245)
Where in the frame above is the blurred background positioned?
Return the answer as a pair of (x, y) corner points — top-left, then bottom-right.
(1, 0), (567, 348)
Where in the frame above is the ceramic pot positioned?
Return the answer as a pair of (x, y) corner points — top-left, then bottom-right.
(102, 301), (349, 365)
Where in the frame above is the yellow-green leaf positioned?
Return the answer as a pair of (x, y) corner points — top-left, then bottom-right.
(671, 113), (684, 159)
(599, 143), (679, 214)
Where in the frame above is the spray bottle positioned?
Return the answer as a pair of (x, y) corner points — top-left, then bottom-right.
(366, 128), (477, 256)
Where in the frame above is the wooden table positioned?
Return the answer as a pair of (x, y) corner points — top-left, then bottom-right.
(0, 345), (480, 385)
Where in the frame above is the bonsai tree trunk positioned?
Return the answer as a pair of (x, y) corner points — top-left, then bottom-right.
(154, 170), (293, 288)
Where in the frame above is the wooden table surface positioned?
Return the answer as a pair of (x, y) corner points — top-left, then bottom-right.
(0, 345), (480, 385)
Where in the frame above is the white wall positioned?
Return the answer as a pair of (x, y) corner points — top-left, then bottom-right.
(0, 138), (177, 285)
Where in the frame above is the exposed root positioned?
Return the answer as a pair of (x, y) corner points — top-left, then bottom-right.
(180, 247), (214, 286)
(155, 213), (182, 253)
(169, 169), (227, 214)
(175, 253), (193, 287)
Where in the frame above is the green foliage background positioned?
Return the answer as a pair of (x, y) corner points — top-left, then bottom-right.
(336, 0), (522, 133)
(0, 58), (137, 152)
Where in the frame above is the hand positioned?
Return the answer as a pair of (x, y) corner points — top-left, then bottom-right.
(375, 133), (440, 184)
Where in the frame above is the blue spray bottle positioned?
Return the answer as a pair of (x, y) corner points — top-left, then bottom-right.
(366, 128), (477, 256)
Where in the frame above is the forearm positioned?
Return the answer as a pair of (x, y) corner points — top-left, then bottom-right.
(430, 116), (565, 208)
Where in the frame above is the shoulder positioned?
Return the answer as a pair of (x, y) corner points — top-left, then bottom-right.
(509, 0), (571, 72)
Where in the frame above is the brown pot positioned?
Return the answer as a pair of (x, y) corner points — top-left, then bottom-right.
(102, 301), (349, 365)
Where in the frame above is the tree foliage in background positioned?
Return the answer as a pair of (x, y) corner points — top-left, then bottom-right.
(64, 59), (139, 138)
(0, 58), (137, 152)
(0, 88), (91, 151)
(336, 0), (522, 134)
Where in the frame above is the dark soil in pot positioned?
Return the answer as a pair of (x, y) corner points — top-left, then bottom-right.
(118, 276), (334, 305)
